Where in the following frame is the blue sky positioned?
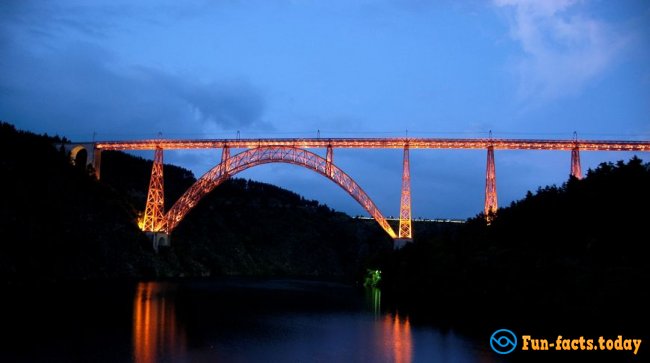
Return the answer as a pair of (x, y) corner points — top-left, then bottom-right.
(1, 0), (649, 219)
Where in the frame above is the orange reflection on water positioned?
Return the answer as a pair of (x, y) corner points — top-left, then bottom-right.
(133, 282), (186, 363)
(379, 313), (412, 363)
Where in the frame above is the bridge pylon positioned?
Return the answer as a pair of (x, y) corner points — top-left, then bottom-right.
(570, 132), (582, 179)
(395, 144), (412, 249)
(326, 144), (333, 177)
(571, 147), (582, 179)
(221, 145), (231, 177)
(141, 146), (169, 250)
(484, 145), (498, 224)
(142, 146), (169, 250)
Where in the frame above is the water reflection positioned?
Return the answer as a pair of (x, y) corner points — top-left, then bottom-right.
(379, 313), (413, 363)
(365, 287), (413, 362)
(0, 280), (498, 362)
(367, 287), (381, 317)
(133, 282), (186, 363)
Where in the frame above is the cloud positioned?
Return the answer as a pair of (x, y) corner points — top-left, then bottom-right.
(494, 0), (628, 102)
(0, 1), (269, 138)
(0, 40), (268, 138)
(181, 80), (266, 130)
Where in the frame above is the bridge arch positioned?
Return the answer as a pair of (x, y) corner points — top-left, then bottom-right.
(70, 145), (88, 168)
(165, 146), (397, 238)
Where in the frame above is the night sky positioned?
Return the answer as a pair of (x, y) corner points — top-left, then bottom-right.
(1, 1), (649, 219)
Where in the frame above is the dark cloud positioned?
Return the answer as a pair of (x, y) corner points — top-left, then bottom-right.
(0, 39), (268, 139)
(180, 80), (266, 129)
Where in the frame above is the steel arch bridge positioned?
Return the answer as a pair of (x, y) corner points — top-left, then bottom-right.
(63, 134), (650, 248)
(163, 146), (397, 238)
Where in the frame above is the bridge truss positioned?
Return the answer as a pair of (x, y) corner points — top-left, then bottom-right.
(84, 136), (650, 245)
(164, 146), (397, 238)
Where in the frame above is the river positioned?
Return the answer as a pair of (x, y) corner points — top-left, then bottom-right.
(1, 279), (504, 362)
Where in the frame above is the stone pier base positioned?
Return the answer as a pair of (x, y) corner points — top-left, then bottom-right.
(393, 238), (412, 250)
(146, 232), (170, 252)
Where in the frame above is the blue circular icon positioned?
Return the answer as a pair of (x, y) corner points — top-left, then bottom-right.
(490, 329), (517, 354)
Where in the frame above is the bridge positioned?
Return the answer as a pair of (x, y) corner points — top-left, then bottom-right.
(65, 135), (650, 249)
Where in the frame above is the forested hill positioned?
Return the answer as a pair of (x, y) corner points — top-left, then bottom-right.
(0, 122), (158, 281)
(383, 156), (650, 326)
(101, 149), (392, 278)
(0, 122), (391, 283)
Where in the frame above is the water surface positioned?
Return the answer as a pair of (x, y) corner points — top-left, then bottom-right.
(1, 279), (503, 362)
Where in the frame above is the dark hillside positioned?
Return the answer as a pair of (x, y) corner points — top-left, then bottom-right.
(168, 178), (391, 277)
(101, 150), (195, 211)
(1, 122), (391, 282)
(383, 157), (650, 327)
(99, 150), (392, 279)
(0, 122), (162, 282)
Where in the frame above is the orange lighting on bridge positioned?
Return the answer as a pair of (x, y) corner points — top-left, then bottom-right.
(485, 146), (498, 223)
(95, 137), (650, 151)
(88, 135), (648, 243)
(165, 146), (398, 238)
(142, 147), (166, 233)
(398, 145), (412, 239)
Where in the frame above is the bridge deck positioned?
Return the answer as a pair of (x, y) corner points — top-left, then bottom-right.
(94, 138), (650, 151)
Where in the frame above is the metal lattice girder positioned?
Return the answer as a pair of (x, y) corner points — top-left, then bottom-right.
(96, 138), (650, 152)
(326, 144), (333, 177)
(221, 145), (231, 178)
(142, 147), (166, 232)
(571, 147), (582, 179)
(398, 144), (412, 239)
(484, 146), (498, 223)
(165, 146), (397, 238)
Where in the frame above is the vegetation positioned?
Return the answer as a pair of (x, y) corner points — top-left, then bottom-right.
(100, 147), (392, 279)
(0, 122), (390, 283)
(0, 122), (161, 281)
(363, 269), (382, 288)
(2, 120), (648, 329)
(381, 157), (650, 327)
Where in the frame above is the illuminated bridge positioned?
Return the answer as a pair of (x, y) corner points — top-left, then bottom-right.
(65, 136), (650, 249)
